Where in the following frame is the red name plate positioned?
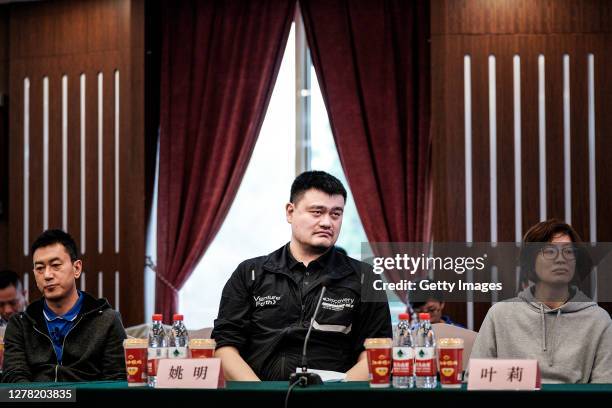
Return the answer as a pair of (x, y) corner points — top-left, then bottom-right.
(467, 359), (541, 390)
(156, 358), (225, 389)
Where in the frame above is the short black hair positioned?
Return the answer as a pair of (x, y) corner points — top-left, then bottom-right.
(519, 219), (591, 286)
(290, 171), (347, 204)
(31, 229), (80, 262)
(0, 269), (22, 291)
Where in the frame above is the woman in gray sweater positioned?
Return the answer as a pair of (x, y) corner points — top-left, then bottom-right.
(471, 219), (612, 383)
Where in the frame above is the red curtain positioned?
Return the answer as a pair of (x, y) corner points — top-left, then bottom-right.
(300, 0), (432, 302)
(157, 0), (295, 320)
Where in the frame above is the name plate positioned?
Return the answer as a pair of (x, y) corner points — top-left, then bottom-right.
(467, 359), (540, 390)
(156, 358), (225, 389)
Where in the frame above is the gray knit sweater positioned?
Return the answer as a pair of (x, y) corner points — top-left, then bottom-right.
(471, 286), (612, 383)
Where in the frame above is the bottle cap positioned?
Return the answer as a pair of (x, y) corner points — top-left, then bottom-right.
(173, 314), (184, 321)
(152, 313), (163, 321)
(398, 313), (410, 320)
(418, 312), (431, 320)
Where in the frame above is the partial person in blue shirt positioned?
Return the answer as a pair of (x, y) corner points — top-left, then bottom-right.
(0, 270), (27, 328)
(410, 298), (465, 328)
(2, 229), (127, 382)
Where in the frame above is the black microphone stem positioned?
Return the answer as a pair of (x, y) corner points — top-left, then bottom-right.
(301, 286), (327, 371)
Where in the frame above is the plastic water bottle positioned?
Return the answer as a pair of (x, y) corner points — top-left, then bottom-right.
(392, 313), (415, 388)
(168, 314), (189, 358)
(415, 312), (437, 388)
(147, 314), (168, 387)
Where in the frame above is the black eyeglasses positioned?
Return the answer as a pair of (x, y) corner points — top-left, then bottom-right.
(540, 245), (577, 261)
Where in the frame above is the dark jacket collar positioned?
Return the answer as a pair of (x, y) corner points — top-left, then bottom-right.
(263, 243), (355, 281)
(23, 291), (111, 331)
(284, 243), (335, 271)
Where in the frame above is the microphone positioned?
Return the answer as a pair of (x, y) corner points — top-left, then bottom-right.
(289, 277), (331, 386)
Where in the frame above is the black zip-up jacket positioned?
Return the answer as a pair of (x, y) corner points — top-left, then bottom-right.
(212, 245), (392, 380)
(2, 291), (127, 383)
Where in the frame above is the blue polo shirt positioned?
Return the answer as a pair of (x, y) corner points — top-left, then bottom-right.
(43, 291), (84, 364)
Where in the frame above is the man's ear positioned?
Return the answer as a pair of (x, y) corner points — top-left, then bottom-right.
(439, 301), (445, 311)
(73, 259), (83, 279)
(286, 202), (295, 223)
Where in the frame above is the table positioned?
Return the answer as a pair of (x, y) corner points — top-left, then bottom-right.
(1, 381), (611, 406)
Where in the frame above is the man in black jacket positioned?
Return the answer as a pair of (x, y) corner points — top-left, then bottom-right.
(2, 230), (127, 382)
(212, 171), (392, 381)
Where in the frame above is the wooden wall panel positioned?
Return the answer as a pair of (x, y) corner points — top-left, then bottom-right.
(431, 33), (467, 325)
(432, 0), (612, 329)
(431, 0), (612, 35)
(495, 45), (516, 244)
(0, 8), (8, 268)
(468, 39), (492, 328)
(569, 38), (590, 242)
(519, 45), (541, 235)
(594, 35), (612, 313)
(66, 60), (82, 250)
(6, 0), (144, 326)
(543, 41), (565, 222)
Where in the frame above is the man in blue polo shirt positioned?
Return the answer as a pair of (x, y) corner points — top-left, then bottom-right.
(2, 229), (127, 382)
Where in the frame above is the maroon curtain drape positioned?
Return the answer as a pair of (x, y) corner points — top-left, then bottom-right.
(300, 0), (432, 302)
(157, 0), (295, 320)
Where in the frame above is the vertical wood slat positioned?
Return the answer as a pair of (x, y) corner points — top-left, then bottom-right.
(67, 64), (83, 250)
(84, 66), (99, 300)
(61, 74), (68, 232)
(519, 43), (541, 235)
(48, 67), (63, 231)
(569, 40), (591, 248)
(494, 40), (517, 300)
(97, 71), (103, 256)
(495, 42), (515, 244)
(469, 41), (492, 329)
(27, 75), (38, 240)
(21, 76), (28, 256)
(28, 74), (42, 298)
(464, 53), (474, 329)
(63, 66), (87, 296)
(103, 64), (117, 307)
(544, 40), (565, 222)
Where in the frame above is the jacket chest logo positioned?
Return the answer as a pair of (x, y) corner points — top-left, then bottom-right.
(254, 295), (282, 307)
(321, 297), (355, 312)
